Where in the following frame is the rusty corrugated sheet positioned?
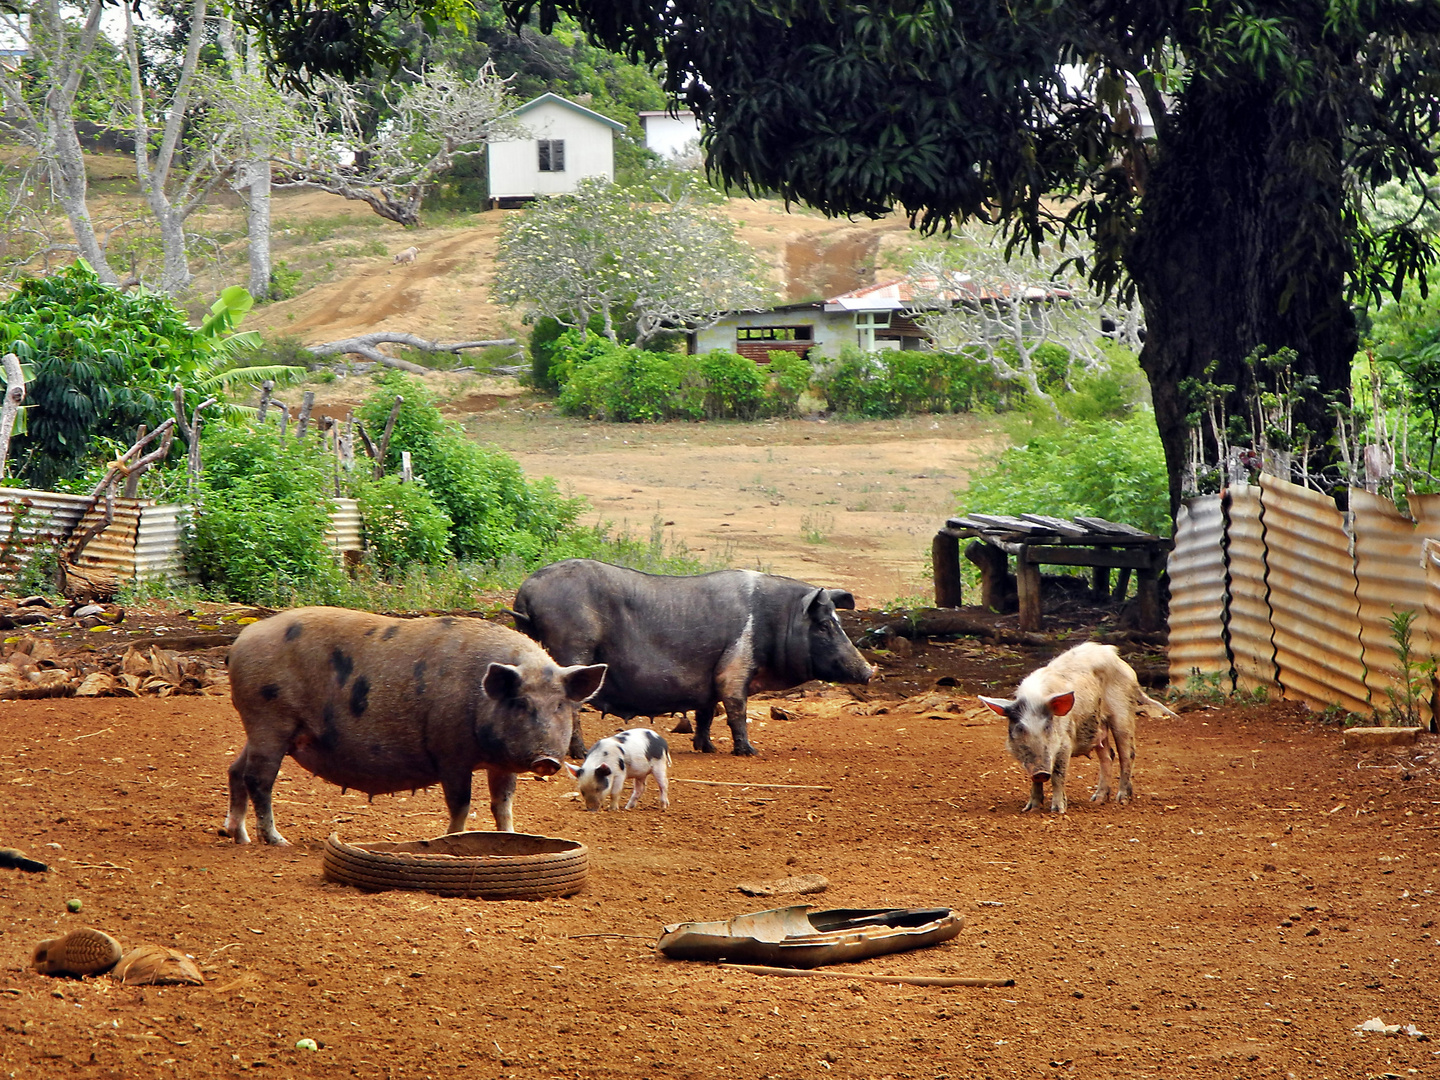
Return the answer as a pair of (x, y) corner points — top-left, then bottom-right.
(1224, 483), (1276, 695)
(1259, 475), (1367, 715)
(134, 503), (189, 585)
(0, 487), (93, 590)
(1168, 495), (1229, 688)
(69, 499), (145, 583)
(325, 498), (363, 555)
(1349, 489), (1430, 724)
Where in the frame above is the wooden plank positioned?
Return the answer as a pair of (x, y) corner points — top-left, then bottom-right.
(1073, 515), (1156, 539)
(965, 513), (1051, 534)
(1021, 546), (1160, 570)
(1019, 514), (1088, 537)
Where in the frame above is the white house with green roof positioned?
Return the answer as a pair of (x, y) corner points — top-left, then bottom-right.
(487, 92), (626, 207)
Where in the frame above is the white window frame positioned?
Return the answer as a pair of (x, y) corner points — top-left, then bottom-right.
(854, 310), (891, 352)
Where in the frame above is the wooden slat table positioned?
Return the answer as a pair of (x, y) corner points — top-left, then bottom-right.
(932, 514), (1172, 632)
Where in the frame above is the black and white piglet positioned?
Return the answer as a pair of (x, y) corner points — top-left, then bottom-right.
(564, 728), (672, 811)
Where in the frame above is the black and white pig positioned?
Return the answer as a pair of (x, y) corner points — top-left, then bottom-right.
(978, 641), (1176, 813)
(565, 728), (671, 810)
(224, 607), (606, 845)
(511, 559), (874, 756)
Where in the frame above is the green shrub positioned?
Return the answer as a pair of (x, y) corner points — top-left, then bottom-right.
(765, 352), (813, 415)
(554, 331), (701, 421)
(358, 372), (583, 563)
(356, 475), (453, 572)
(958, 410), (1170, 535)
(0, 262), (205, 488)
(268, 261), (305, 301)
(190, 424), (344, 603)
(698, 349), (766, 419)
(813, 346), (1008, 417)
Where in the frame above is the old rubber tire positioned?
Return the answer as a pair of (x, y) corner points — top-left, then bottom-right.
(322, 831), (588, 900)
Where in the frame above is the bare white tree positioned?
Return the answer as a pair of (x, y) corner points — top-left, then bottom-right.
(0, 1), (123, 282)
(908, 235), (1138, 415)
(273, 64), (523, 228)
(122, 0), (243, 295)
(211, 17), (303, 299)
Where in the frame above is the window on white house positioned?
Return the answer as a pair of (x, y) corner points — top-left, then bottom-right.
(737, 326), (813, 342)
(538, 139), (566, 172)
(854, 311), (891, 351)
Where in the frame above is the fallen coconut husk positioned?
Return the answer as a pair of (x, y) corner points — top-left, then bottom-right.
(111, 944), (204, 986)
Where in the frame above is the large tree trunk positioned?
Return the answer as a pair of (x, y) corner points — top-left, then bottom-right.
(125, 0), (209, 295)
(45, 111), (118, 282)
(238, 158), (273, 299)
(1129, 77), (1355, 517)
(37, 0), (119, 283)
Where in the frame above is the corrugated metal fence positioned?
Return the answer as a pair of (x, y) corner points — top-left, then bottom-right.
(0, 487), (364, 594)
(1169, 475), (1440, 723)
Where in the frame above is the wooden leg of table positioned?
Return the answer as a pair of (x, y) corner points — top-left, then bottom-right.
(1111, 567), (1132, 602)
(965, 541), (1012, 613)
(1136, 569), (1160, 631)
(1016, 550), (1042, 631)
(1090, 564), (1110, 602)
(931, 532), (963, 608)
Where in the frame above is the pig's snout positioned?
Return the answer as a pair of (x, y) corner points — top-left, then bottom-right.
(530, 757), (562, 777)
(1030, 771), (1051, 784)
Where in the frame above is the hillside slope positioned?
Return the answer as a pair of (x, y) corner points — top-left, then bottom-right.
(239, 188), (920, 346)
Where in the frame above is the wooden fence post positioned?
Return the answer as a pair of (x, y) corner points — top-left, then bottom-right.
(297, 391), (315, 438)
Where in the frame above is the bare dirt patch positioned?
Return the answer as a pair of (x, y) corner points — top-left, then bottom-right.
(1, 626), (1437, 1080)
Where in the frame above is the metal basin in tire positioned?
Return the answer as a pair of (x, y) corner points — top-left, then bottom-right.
(322, 831), (588, 900)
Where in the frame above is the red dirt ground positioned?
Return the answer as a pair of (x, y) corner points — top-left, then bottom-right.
(3, 619), (1439, 1080)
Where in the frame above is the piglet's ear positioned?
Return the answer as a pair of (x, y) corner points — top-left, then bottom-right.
(563, 761), (581, 778)
(1049, 691), (1076, 717)
(978, 695), (1012, 717)
(594, 763), (612, 781)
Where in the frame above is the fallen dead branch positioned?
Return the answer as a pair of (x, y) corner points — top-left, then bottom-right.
(719, 963), (1014, 987)
(305, 333), (518, 375)
(874, 609), (1046, 645)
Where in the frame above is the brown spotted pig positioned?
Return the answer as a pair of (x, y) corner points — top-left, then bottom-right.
(978, 641), (1175, 813)
(224, 607), (606, 845)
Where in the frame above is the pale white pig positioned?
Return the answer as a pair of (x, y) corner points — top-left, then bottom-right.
(565, 728), (671, 810)
(979, 641), (1175, 813)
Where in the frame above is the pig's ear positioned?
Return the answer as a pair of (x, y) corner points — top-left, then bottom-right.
(563, 663), (607, 702)
(978, 695), (1013, 717)
(1049, 691), (1076, 717)
(482, 663), (524, 701)
(563, 761), (581, 778)
(826, 589), (857, 610)
(594, 763), (612, 781)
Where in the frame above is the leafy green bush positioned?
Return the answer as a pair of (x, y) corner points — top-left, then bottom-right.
(698, 349), (766, 419)
(1055, 347), (1150, 422)
(814, 346), (1008, 417)
(765, 352), (813, 415)
(358, 372), (583, 563)
(554, 331), (702, 421)
(190, 424), (344, 604)
(356, 474), (453, 572)
(958, 410), (1170, 535)
(0, 263), (206, 487)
